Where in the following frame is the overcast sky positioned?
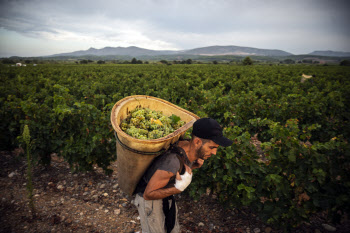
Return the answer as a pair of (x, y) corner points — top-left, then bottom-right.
(0, 0), (349, 57)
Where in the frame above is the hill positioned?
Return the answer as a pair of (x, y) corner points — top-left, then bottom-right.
(50, 46), (178, 57)
(50, 45), (292, 58)
(183, 45), (292, 56)
(4, 46), (349, 63)
(308, 50), (350, 57)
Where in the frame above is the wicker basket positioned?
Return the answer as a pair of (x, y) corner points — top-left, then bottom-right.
(110, 95), (199, 195)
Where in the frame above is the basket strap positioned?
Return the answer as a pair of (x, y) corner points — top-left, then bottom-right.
(114, 131), (166, 156)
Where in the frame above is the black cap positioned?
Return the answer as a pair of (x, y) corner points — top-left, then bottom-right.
(192, 118), (233, 147)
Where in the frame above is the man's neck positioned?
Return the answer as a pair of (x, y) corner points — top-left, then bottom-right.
(177, 140), (197, 162)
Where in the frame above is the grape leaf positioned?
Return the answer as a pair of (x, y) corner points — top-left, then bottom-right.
(169, 114), (181, 125)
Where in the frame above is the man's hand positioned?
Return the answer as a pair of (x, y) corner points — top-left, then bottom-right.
(191, 159), (204, 170)
(176, 164), (192, 180)
(174, 165), (192, 191)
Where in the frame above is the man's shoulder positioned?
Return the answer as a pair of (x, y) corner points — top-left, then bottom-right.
(159, 151), (181, 163)
(154, 151), (181, 172)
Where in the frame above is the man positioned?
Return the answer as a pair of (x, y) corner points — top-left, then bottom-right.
(134, 118), (233, 233)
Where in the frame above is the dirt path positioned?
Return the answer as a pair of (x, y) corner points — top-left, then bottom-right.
(0, 151), (348, 233)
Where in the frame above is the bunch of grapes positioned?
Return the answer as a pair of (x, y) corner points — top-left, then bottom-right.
(120, 107), (185, 139)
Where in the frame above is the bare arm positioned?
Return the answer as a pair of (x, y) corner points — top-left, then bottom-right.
(143, 170), (181, 200)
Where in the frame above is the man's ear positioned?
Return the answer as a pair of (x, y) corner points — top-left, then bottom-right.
(193, 137), (202, 149)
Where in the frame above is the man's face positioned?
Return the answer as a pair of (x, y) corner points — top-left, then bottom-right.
(195, 140), (219, 160)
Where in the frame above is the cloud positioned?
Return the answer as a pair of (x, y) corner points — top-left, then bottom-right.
(4, 0), (347, 35)
(0, 1), (179, 53)
(0, 0), (350, 56)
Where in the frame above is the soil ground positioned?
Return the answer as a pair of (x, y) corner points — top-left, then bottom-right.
(1, 150), (349, 233)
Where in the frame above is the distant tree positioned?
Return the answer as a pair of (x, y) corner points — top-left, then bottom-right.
(283, 59), (295, 64)
(340, 60), (350, 66)
(186, 59), (192, 64)
(213, 60), (218, 64)
(160, 60), (168, 65)
(302, 59), (313, 64)
(130, 58), (142, 64)
(1, 58), (15, 64)
(80, 60), (88, 64)
(97, 60), (105, 64)
(87, 60), (94, 63)
(25, 60), (32, 64)
(144, 61), (149, 64)
(243, 56), (253, 65)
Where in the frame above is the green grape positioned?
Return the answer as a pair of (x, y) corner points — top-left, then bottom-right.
(159, 115), (171, 125)
(120, 107), (185, 140)
(148, 130), (164, 139)
(120, 121), (128, 131)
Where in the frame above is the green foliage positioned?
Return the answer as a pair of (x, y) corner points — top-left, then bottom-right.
(2, 58), (16, 64)
(1, 64), (349, 228)
(243, 56), (253, 65)
(282, 59), (295, 64)
(302, 59), (313, 64)
(131, 58), (143, 64)
(186, 59), (193, 64)
(340, 60), (350, 66)
(169, 114), (181, 125)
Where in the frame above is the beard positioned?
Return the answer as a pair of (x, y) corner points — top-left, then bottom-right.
(195, 146), (206, 160)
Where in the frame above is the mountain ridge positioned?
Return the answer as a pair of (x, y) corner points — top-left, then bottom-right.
(51, 46), (178, 57)
(50, 45), (293, 57)
(48, 45), (350, 58)
(182, 45), (292, 57)
(308, 50), (350, 57)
